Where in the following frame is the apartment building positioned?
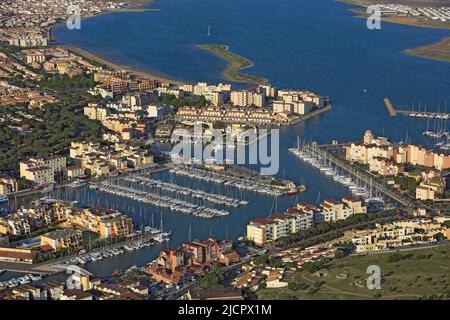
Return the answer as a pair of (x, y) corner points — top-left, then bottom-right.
(83, 103), (109, 121)
(416, 185), (436, 200)
(179, 82), (231, 106)
(87, 87), (113, 99)
(346, 130), (450, 170)
(144, 237), (239, 285)
(343, 218), (450, 253)
(272, 89), (324, 115)
(176, 106), (277, 126)
(342, 195), (367, 214)
(155, 124), (174, 139)
(0, 247), (36, 264)
(93, 71), (139, 94)
(257, 84), (277, 98)
(19, 156), (66, 184)
(69, 207), (133, 239)
(369, 157), (404, 176)
(0, 200), (74, 236)
(247, 211), (314, 246)
(66, 166), (85, 179)
(9, 33), (48, 47)
(70, 141), (153, 177)
(121, 92), (155, 110)
(248, 196), (369, 246)
(230, 90), (265, 107)
(278, 89), (325, 106)
(147, 104), (172, 120)
(273, 100), (314, 115)
(40, 228), (83, 251)
(23, 50), (46, 64)
(0, 174), (19, 195)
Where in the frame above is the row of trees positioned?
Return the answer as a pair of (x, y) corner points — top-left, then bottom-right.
(39, 74), (95, 90)
(158, 93), (210, 109)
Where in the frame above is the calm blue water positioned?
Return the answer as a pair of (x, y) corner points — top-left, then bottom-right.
(10, 0), (447, 276)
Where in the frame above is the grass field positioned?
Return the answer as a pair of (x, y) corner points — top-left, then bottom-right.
(197, 44), (268, 85)
(258, 244), (450, 300)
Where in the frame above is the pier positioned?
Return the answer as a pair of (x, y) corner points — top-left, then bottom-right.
(383, 98), (450, 119)
(125, 175), (248, 207)
(91, 181), (231, 218)
(169, 165), (297, 197)
(314, 146), (412, 207)
(289, 141), (413, 207)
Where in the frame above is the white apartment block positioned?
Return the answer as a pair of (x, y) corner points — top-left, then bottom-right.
(230, 90), (265, 107)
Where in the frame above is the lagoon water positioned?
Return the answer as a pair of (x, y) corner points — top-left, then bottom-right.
(16, 0), (450, 275)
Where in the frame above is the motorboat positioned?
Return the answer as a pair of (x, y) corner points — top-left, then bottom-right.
(68, 180), (87, 188)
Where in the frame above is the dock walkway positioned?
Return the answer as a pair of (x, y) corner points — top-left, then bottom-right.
(383, 98), (450, 118)
(314, 145), (413, 207)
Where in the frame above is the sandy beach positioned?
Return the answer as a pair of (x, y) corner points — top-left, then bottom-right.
(65, 45), (186, 85)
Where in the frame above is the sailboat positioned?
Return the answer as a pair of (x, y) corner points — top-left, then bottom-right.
(287, 175), (307, 196)
(153, 213), (171, 242)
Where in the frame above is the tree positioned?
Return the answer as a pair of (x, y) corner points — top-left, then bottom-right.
(213, 121), (227, 130)
(434, 232), (446, 241)
(200, 269), (225, 289)
(254, 255), (269, 267)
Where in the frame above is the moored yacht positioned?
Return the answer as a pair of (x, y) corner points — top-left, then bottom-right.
(68, 180), (87, 188)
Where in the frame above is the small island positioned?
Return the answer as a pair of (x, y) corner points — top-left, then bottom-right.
(197, 44), (268, 85)
(405, 37), (450, 63)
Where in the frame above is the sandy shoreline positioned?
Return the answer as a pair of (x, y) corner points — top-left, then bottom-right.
(64, 45), (186, 85)
(197, 44), (268, 85)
